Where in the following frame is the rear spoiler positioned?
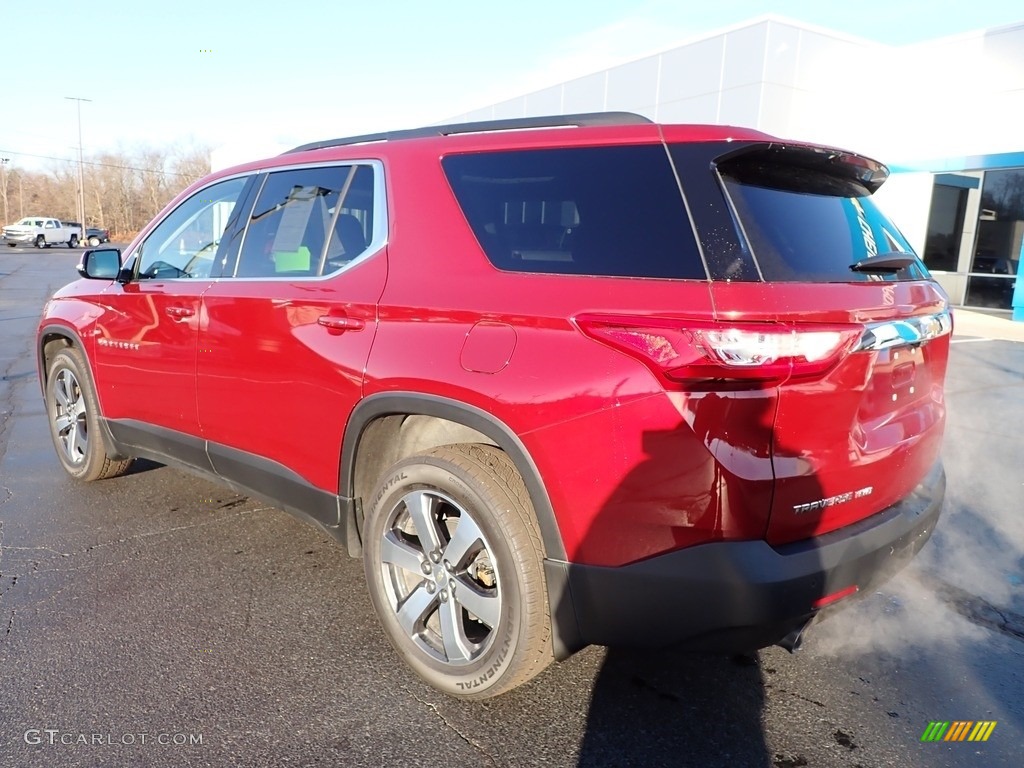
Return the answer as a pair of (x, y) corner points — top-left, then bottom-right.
(713, 142), (889, 194)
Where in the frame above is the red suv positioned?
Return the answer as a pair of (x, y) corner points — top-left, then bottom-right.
(37, 113), (950, 698)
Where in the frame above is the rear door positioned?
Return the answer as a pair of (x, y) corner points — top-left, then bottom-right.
(702, 143), (951, 545)
(197, 162), (387, 502)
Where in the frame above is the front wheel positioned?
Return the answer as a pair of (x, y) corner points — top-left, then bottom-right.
(45, 347), (133, 481)
(35, 234), (45, 249)
(88, 236), (100, 247)
(363, 444), (552, 699)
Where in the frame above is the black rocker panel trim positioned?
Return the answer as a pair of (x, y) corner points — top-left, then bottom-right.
(104, 419), (346, 540)
(106, 419), (213, 474)
(206, 442), (341, 529)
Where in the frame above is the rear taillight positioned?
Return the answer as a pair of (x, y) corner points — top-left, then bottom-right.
(576, 315), (861, 385)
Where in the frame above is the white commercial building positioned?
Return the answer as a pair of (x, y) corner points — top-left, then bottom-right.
(450, 15), (1024, 318)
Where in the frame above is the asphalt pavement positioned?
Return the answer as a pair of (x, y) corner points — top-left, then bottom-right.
(1, 249), (1021, 767)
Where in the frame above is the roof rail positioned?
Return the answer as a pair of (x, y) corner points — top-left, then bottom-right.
(283, 112), (653, 154)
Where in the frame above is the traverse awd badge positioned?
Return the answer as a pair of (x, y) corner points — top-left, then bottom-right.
(793, 487), (873, 515)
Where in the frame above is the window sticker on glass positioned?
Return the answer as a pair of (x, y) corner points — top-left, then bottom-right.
(273, 186), (319, 252)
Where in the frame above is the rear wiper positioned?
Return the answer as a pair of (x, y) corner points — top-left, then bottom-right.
(849, 252), (916, 274)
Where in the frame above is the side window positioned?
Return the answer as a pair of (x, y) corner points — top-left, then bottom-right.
(442, 146), (706, 279)
(44, 220), (56, 229)
(234, 164), (375, 278)
(135, 177), (247, 280)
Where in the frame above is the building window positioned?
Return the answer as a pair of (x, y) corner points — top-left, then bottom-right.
(967, 169), (1024, 309)
(923, 184), (968, 272)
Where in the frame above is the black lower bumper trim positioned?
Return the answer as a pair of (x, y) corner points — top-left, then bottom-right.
(551, 460), (945, 656)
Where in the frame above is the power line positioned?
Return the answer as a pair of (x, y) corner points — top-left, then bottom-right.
(0, 147), (196, 177)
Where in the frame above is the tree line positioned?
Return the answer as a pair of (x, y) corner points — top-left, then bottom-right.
(0, 145), (210, 239)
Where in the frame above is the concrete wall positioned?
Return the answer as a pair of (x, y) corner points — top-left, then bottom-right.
(450, 17), (1024, 167)
(449, 16), (1024, 310)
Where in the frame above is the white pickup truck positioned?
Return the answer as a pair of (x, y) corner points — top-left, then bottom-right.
(2, 217), (81, 248)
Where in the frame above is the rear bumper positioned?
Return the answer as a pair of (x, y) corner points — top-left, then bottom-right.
(547, 459), (944, 658)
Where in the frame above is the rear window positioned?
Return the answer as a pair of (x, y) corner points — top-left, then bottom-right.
(715, 150), (927, 282)
(442, 146), (705, 279)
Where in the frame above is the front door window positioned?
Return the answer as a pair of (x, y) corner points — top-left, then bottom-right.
(134, 176), (247, 280)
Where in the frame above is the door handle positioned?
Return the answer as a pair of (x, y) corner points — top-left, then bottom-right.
(317, 315), (365, 332)
(165, 306), (195, 319)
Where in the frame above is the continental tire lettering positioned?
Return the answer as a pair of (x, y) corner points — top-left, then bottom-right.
(446, 474), (470, 495)
(455, 634), (513, 690)
(373, 471), (408, 507)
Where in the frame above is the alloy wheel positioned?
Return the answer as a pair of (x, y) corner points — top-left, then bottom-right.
(52, 368), (89, 465)
(379, 488), (501, 665)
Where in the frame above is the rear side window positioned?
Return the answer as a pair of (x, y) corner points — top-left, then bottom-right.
(443, 146), (705, 279)
(714, 149), (926, 282)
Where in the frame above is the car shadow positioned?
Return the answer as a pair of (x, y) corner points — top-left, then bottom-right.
(576, 649), (772, 768)
(122, 457), (164, 476)
(569, 389), (829, 768)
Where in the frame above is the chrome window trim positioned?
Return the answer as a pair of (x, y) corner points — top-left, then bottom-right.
(227, 159), (388, 282)
(856, 310), (952, 352)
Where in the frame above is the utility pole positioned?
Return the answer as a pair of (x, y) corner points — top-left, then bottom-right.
(65, 96), (91, 227)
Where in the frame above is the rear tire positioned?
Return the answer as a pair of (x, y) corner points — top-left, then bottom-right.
(68, 234), (79, 248)
(88, 236), (100, 247)
(45, 347), (133, 481)
(363, 444), (552, 699)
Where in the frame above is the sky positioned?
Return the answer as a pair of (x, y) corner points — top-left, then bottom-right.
(2, 0), (1022, 173)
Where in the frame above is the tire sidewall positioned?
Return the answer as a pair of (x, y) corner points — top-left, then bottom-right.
(364, 456), (528, 698)
(46, 349), (105, 481)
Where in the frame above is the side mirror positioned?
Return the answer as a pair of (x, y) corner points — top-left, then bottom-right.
(77, 248), (122, 280)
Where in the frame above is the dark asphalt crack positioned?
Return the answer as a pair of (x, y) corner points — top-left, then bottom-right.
(79, 508), (264, 554)
(928, 575), (1024, 642)
(766, 685), (826, 709)
(407, 690), (500, 767)
(0, 512), (268, 573)
(0, 509), (267, 624)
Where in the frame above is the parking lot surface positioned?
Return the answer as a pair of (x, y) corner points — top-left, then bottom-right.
(1, 249), (1021, 767)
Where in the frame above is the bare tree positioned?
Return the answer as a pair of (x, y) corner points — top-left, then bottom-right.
(3, 143), (211, 235)
(169, 143), (211, 188)
(0, 159), (10, 223)
(136, 148), (169, 223)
